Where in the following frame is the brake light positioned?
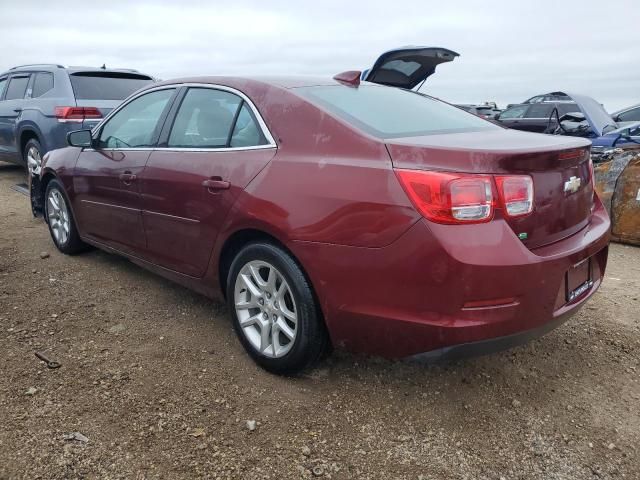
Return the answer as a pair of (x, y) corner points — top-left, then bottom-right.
(55, 106), (102, 123)
(395, 169), (493, 224)
(495, 175), (534, 217)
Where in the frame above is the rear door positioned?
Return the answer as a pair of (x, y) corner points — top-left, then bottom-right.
(73, 87), (177, 256)
(519, 103), (556, 133)
(140, 85), (277, 277)
(0, 73), (30, 162)
(363, 46), (459, 89)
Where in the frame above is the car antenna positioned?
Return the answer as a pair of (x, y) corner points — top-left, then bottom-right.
(101, 64), (106, 70)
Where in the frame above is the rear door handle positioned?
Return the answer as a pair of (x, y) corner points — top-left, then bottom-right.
(202, 178), (230, 192)
(119, 172), (137, 185)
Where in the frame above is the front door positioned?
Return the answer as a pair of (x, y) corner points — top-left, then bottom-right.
(72, 87), (177, 256)
(140, 86), (276, 277)
(0, 74), (30, 163)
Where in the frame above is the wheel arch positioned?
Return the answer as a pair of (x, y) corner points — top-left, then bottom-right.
(217, 227), (332, 353)
(217, 229), (322, 311)
(219, 229), (288, 297)
(18, 125), (45, 159)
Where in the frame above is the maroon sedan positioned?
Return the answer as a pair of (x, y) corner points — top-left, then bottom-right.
(31, 75), (610, 374)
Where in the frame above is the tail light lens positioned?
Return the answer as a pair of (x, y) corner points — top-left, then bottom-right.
(495, 175), (534, 217)
(395, 169), (493, 224)
(396, 169), (536, 224)
(55, 106), (102, 123)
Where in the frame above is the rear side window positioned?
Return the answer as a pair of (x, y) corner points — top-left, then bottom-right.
(0, 78), (7, 99)
(70, 72), (153, 100)
(499, 105), (528, 119)
(558, 104), (581, 115)
(524, 104), (554, 118)
(297, 85), (498, 138)
(5, 76), (30, 100)
(618, 107), (640, 122)
(230, 103), (268, 147)
(31, 72), (54, 98)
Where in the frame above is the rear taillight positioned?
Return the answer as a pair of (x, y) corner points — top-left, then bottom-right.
(396, 169), (535, 224)
(55, 106), (102, 123)
(395, 170), (494, 224)
(495, 175), (534, 217)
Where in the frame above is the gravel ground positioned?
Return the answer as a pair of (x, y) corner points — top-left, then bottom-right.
(0, 162), (639, 480)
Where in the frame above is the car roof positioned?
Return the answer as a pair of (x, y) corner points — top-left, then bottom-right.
(3, 64), (151, 77)
(151, 75), (342, 90)
(612, 103), (640, 115)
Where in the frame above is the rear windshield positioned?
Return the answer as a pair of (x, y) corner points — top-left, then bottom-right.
(70, 72), (153, 100)
(296, 85), (499, 138)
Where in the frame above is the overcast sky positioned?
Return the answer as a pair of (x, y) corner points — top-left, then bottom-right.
(0, 0), (637, 111)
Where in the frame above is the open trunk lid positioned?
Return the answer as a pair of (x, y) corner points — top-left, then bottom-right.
(362, 46), (459, 89)
(387, 130), (595, 249)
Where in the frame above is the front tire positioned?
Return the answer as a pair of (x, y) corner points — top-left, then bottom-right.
(227, 242), (329, 375)
(44, 179), (87, 254)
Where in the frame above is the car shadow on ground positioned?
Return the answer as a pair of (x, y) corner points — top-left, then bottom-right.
(81, 244), (601, 400)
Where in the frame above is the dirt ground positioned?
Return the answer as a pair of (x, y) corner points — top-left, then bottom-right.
(0, 162), (638, 480)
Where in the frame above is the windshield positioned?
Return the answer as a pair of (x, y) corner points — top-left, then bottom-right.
(70, 72), (154, 100)
(296, 85), (499, 139)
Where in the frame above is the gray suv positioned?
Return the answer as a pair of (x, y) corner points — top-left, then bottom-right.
(0, 64), (154, 174)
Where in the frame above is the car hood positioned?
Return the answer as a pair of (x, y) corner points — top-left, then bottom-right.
(362, 46), (459, 89)
(561, 92), (617, 137)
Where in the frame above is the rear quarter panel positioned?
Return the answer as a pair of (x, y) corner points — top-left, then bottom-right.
(232, 85), (420, 247)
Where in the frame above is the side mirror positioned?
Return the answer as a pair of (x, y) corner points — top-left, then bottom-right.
(67, 129), (93, 148)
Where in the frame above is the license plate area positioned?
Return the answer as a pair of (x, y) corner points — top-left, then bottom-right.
(566, 258), (592, 302)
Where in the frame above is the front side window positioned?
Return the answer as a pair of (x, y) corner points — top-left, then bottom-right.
(31, 72), (54, 98)
(168, 88), (267, 148)
(297, 85), (498, 139)
(98, 88), (175, 149)
(499, 105), (528, 119)
(5, 75), (30, 100)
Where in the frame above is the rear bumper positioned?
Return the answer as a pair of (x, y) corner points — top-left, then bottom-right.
(291, 197), (611, 359)
(408, 297), (582, 363)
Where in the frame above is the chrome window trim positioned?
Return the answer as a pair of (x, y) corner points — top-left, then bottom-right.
(91, 82), (277, 150)
(84, 145), (276, 153)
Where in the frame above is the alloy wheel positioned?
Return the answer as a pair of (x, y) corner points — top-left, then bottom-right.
(46, 188), (71, 246)
(234, 260), (298, 358)
(26, 146), (42, 176)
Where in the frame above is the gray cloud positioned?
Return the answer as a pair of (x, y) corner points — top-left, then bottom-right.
(0, 0), (637, 111)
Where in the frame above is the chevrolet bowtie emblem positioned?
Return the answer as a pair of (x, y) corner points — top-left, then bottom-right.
(564, 176), (581, 194)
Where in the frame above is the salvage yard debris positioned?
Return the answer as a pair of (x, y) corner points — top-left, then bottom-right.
(63, 432), (89, 444)
(593, 146), (640, 245)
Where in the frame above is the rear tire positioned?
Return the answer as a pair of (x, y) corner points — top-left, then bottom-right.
(44, 179), (87, 255)
(23, 138), (43, 177)
(227, 242), (329, 375)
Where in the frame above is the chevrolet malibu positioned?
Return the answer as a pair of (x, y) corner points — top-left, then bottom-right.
(31, 73), (610, 374)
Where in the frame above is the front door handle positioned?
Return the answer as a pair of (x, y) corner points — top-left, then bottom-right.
(119, 171), (137, 185)
(202, 177), (230, 192)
